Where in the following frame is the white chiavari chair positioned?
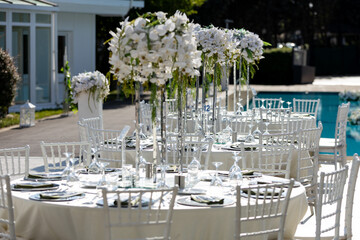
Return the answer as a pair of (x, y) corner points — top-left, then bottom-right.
(259, 131), (297, 147)
(296, 123), (323, 223)
(259, 107), (291, 134)
(102, 187), (178, 240)
(315, 165), (348, 239)
(0, 145), (29, 178)
(221, 114), (252, 135)
(319, 102), (350, 169)
(78, 116), (103, 142)
(235, 180), (295, 240)
(87, 125), (130, 167)
(252, 97), (282, 109)
(343, 153), (360, 240)
(293, 98), (320, 119)
(0, 175), (15, 240)
(240, 143), (293, 178)
(40, 141), (92, 172)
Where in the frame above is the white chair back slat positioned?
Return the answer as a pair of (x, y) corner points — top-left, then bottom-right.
(0, 145), (30, 177)
(0, 175), (15, 240)
(102, 187), (178, 240)
(235, 180), (294, 240)
(252, 97), (283, 109)
(40, 141), (92, 172)
(293, 98), (320, 118)
(78, 116), (103, 142)
(316, 165), (349, 239)
(344, 153), (360, 239)
(87, 126), (130, 167)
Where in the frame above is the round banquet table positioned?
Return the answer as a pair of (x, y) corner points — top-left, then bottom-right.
(3, 172), (308, 240)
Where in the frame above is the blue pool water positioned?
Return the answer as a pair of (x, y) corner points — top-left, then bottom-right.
(255, 92), (359, 156)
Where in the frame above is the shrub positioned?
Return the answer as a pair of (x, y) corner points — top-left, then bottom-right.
(251, 47), (293, 85)
(0, 48), (21, 117)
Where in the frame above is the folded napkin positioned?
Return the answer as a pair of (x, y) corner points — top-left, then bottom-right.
(13, 183), (55, 189)
(243, 188), (283, 197)
(27, 173), (62, 179)
(241, 170), (256, 176)
(39, 192), (83, 200)
(190, 195), (224, 205)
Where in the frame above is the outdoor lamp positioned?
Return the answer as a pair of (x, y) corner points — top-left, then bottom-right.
(20, 100), (36, 127)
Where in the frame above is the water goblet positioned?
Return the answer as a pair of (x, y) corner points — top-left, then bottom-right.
(286, 101), (292, 109)
(211, 162), (223, 186)
(280, 100), (284, 109)
(252, 119), (262, 136)
(260, 99), (266, 109)
(88, 148), (101, 174)
(62, 152), (73, 178)
(263, 122), (270, 135)
(245, 123), (255, 143)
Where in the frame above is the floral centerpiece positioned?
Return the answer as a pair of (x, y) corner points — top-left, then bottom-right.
(108, 11), (201, 173)
(71, 70), (109, 103)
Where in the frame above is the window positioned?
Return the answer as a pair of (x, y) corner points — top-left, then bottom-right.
(0, 12), (5, 22)
(0, 26), (5, 49)
(36, 14), (51, 24)
(12, 13), (30, 23)
(58, 35), (66, 73)
(36, 27), (51, 103)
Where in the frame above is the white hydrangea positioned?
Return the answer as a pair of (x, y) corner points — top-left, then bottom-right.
(71, 71), (110, 103)
(108, 11), (201, 86)
(238, 31), (264, 63)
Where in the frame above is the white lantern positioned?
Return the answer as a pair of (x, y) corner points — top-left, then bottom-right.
(20, 100), (36, 127)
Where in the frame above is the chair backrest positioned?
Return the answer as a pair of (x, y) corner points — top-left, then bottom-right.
(166, 133), (213, 170)
(78, 116), (103, 142)
(259, 108), (291, 134)
(334, 102), (350, 155)
(0, 175), (15, 240)
(252, 97), (282, 109)
(240, 143), (293, 179)
(259, 131), (297, 147)
(220, 114), (252, 135)
(102, 187), (178, 240)
(296, 122), (323, 183)
(40, 141), (92, 172)
(87, 126), (130, 167)
(0, 145), (29, 177)
(293, 98), (320, 118)
(165, 99), (177, 116)
(316, 165), (349, 239)
(344, 153), (360, 240)
(235, 180), (294, 240)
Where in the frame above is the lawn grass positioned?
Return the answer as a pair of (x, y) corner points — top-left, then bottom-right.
(0, 109), (64, 129)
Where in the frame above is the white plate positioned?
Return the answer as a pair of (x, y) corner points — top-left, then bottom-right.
(96, 196), (149, 208)
(29, 191), (85, 202)
(12, 182), (59, 191)
(240, 188), (286, 199)
(177, 196), (235, 207)
(80, 181), (99, 189)
(177, 188), (207, 195)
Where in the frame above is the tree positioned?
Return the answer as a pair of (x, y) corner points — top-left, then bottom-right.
(0, 48), (21, 117)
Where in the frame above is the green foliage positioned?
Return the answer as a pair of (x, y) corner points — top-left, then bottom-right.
(0, 48), (21, 118)
(127, 0), (207, 20)
(61, 61), (77, 113)
(251, 48), (293, 85)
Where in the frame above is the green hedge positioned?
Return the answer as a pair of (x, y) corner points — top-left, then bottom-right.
(251, 48), (293, 85)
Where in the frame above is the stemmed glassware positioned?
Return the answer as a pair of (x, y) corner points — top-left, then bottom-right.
(252, 119), (262, 136)
(286, 101), (292, 109)
(229, 152), (243, 188)
(211, 162), (223, 186)
(245, 123), (255, 143)
(62, 152), (73, 178)
(263, 122), (270, 135)
(88, 147), (102, 174)
(280, 100), (284, 109)
(260, 99), (266, 109)
(97, 161), (110, 187)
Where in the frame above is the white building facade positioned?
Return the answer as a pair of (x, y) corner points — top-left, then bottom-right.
(0, 0), (144, 111)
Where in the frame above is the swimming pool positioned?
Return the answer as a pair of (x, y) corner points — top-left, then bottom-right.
(255, 91), (359, 156)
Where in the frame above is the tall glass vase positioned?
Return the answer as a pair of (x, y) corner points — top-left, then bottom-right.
(212, 63), (218, 133)
(177, 74), (185, 173)
(246, 64), (250, 112)
(135, 82), (141, 173)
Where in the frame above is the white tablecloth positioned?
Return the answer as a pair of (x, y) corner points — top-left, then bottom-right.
(5, 173), (308, 240)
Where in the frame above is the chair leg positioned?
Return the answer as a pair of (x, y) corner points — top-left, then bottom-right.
(301, 205), (315, 224)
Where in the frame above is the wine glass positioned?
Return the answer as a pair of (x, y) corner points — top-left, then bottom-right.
(97, 161), (110, 187)
(280, 100), (284, 109)
(253, 119), (262, 136)
(260, 99), (266, 109)
(62, 152), (73, 178)
(263, 122), (270, 135)
(245, 123), (255, 143)
(229, 152), (243, 190)
(286, 101), (292, 109)
(88, 147), (101, 174)
(211, 162), (223, 186)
